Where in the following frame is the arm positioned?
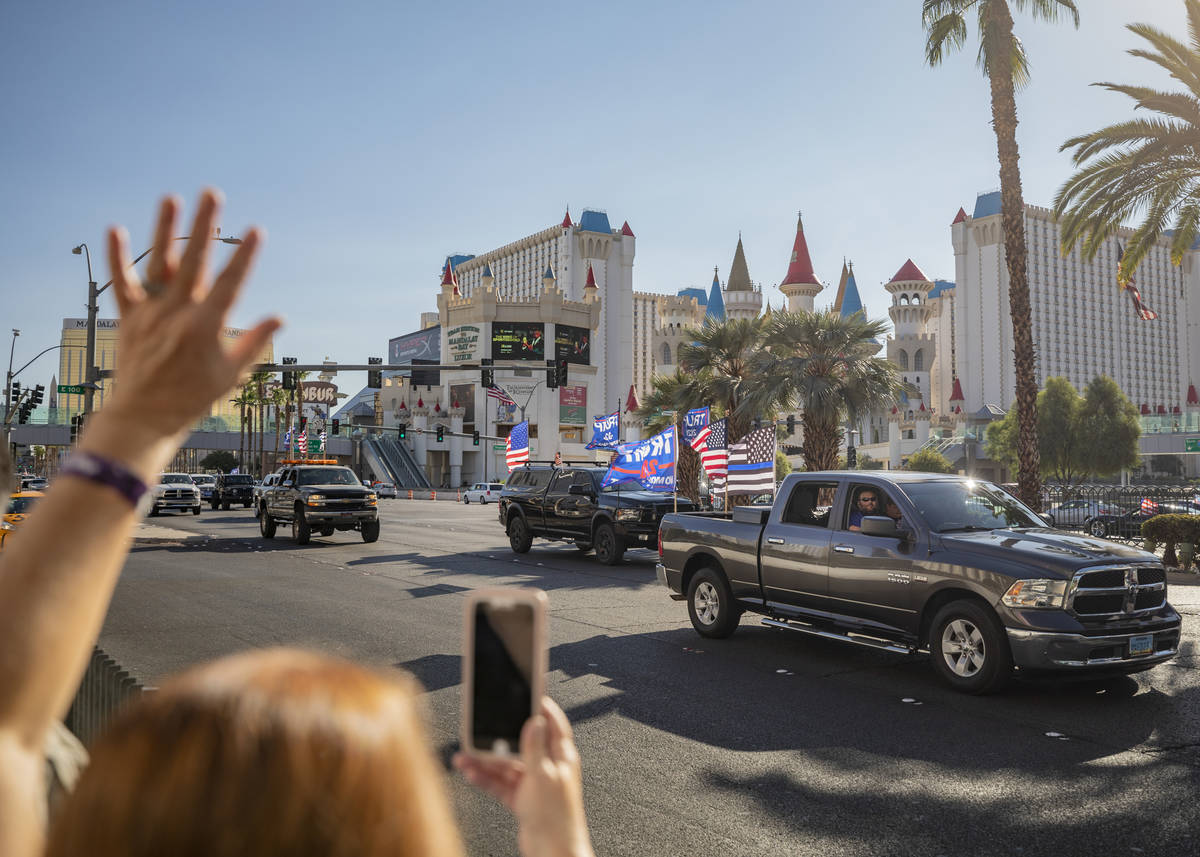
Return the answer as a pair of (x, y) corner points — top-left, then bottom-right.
(0, 191), (280, 857)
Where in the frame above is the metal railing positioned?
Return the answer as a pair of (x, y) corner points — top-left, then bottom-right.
(64, 647), (150, 746)
(1039, 484), (1200, 540)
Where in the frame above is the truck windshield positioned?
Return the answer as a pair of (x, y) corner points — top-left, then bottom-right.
(901, 480), (1043, 533)
(224, 475), (254, 484)
(297, 468), (359, 486)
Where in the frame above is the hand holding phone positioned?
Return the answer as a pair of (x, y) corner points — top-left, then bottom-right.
(461, 588), (548, 758)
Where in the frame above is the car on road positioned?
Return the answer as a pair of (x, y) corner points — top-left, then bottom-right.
(373, 481), (398, 499)
(463, 482), (503, 504)
(260, 463), (379, 545)
(19, 476), (47, 492)
(191, 473), (216, 502)
(498, 464), (695, 564)
(657, 471), (1181, 693)
(1084, 499), (1200, 540)
(1044, 499), (1126, 528)
(253, 472), (280, 516)
(2, 490), (44, 551)
(212, 472), (256, 510)
(150, 473), (202, 516)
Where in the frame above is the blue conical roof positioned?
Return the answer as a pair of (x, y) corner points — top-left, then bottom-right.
(706, 270), (726, 321)
(840, 267), (864, 319)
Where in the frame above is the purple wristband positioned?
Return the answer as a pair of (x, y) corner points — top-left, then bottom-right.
(59, 451), (149, 507)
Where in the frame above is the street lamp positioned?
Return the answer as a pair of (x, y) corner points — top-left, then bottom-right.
(73, 232), (242, 415)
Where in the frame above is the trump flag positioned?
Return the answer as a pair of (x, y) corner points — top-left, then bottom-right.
(585, 411), (621, 450)
(601, 425), (676, 492)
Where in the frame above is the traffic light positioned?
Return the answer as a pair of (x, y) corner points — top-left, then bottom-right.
(281, 356), (297, 390)
(481, 358), (494, 389)
(556, 359), (568, 387)
(436, 424), (444, 442)
(70, 414), (82, 443)
(31, 384), (44, 406)
(331, 418), (340, 435)
(398, 423), (406, 439)
(300, 416), (307, 431)
(846, 446), (858, 468)
(472, 429), (480, 446)
(367, 356), (383, 389)
(786, 414), (796, 434)
(10, 381), (20, 405)
(17, 402), (30, 424)
(545, 359), (558, 390)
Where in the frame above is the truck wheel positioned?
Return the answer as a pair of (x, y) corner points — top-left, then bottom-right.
(293, 508), (311, 545)
(593, 522), (625, 565)
(463, 496), (470, 504)
(361, 520), (380, 543)
(508, 516), (532, 554)
(192, 506), (201, 516)
(929, 600), (1011, 694)
(149, 507), (159, 517)
(211, 500), (219, 510)
(574, 539), (593, 553)
(687, 567), (740, 638)
(260, 511), (276, 539)
(222, 501), (231, 511)
(243, 501), (252, 509)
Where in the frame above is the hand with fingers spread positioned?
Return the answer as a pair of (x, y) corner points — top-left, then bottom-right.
(455, 698), (595, 857)
(93, 190), (281, 476)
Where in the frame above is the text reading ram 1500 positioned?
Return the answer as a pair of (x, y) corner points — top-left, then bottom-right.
(657, 471), (1181, 693)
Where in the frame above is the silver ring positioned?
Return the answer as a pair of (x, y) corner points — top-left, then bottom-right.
(142, 280), (168, 297)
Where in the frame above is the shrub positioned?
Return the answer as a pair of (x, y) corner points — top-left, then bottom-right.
(1141, 514), (1200, 568)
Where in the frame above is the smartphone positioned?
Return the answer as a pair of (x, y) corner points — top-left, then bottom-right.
(461, 588), (548, 757)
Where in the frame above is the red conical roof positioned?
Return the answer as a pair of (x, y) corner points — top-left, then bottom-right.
(919, 402), (926, 412)
(561, 209), (572, 228)
(417, 397), (425, 408)
(888, 258), (930, 284)
(1188, 384), (1199, 406)
(949, 377), (965, 402)
(952, 207), (968, 225)
(585, 264), (597, 288)
(451, 400), (459, 409)
(780, 213), (821, 287)
(435, 401), (442, 413)
(440, 260), (455, 286)
(625, 385), (639, 413)
(398, 401), (407, 410)
(621, 220), (635, 237)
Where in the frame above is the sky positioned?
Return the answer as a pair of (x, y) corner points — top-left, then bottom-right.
(1, 0), (1191, 396)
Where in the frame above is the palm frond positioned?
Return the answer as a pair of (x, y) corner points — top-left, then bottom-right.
(924, 10), (969, 66)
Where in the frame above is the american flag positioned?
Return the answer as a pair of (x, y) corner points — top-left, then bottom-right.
(700, 417), (728, 488)
(1141, 498), (1158, 515)
(1118, 243), (1158, 320)
(506, 420), (530, 470)
(297, 430), (307, 451)
(726, 426), (776, 495)
(487, 384), (515, 405)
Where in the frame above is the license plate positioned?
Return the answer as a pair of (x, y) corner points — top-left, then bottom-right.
(1129, 634), (1153, 656)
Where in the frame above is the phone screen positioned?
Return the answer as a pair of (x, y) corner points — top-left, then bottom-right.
(470, 600), (535, 753)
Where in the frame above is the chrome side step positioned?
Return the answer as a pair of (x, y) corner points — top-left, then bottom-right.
(761, 617), (916, 655)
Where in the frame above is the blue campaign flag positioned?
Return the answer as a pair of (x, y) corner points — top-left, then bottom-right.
(585, 411), (621, 449)
(682, 406), (710, 447)
(601, 425), (677, 492)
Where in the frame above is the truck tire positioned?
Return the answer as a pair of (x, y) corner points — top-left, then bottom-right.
(149, 507), (159, 517)
(361, 520), (380, 543)
(929, 600), (1012, 694)
(463, 496), (470, 504)
(508, 516), (532, 554)
(687, 567), (740, 638)
(211, 500), (219, 510)
(593, 522), (625, 565)
(260, 511), (276, 539)
(243, 501), (252, 509)
(293, 507), (311, 545)
(192, 506), (201, 516)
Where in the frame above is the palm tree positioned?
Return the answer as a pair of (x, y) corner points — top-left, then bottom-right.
(676, 316), (767, 442)
(231, 387), (253, 472)
(751, 311), (904, 473)
(923, 0), (1079, 510)
(269, 385), (288, 471)
(1054, 0), (1200, 277)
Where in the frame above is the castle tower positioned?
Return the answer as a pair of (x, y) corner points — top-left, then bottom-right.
(778, 212), (823, 313)
(886, 259), (937, 408)
(723, 236), (762, 321)
(706, 267), (726, 322)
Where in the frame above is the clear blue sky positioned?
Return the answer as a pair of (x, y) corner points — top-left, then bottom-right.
(0, 0), (1188, 394)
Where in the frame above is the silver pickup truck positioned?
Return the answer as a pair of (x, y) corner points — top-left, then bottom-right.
(657, 471), (1181, 693)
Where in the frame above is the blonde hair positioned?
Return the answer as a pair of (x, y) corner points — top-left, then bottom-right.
(47, 648), (465, 857)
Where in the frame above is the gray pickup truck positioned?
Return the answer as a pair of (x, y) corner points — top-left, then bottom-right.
(259, 464), (380, 545)
(657, 471), (1181, 693)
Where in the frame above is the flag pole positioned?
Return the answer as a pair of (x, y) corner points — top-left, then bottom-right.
(673, 417), (678, 514)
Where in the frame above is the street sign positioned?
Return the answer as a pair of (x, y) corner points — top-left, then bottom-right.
(1186, 438), (1200, 453)
(57, 384), (86, 395)
(492, 443), (505, 451)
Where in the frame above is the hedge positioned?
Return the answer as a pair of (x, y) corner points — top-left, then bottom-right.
(1141, 514), (1200, 569)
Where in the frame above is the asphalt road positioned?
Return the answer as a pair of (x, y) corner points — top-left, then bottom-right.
(101, 499), (1200, 857)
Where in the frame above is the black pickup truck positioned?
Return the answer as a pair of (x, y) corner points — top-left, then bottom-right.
(657, 472), (1181, 693)
(259, 464), (380, 545)
(212, 472), (256, 510)
(499, 464), (695, 565)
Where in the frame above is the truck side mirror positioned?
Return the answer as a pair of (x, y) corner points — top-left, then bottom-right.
(861, 515), (903, 539)
(568, 484), (592, 496)
(1039, 513), (1054, 527)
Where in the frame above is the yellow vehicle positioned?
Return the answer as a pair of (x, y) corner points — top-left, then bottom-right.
(1, 490), (43, 550)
